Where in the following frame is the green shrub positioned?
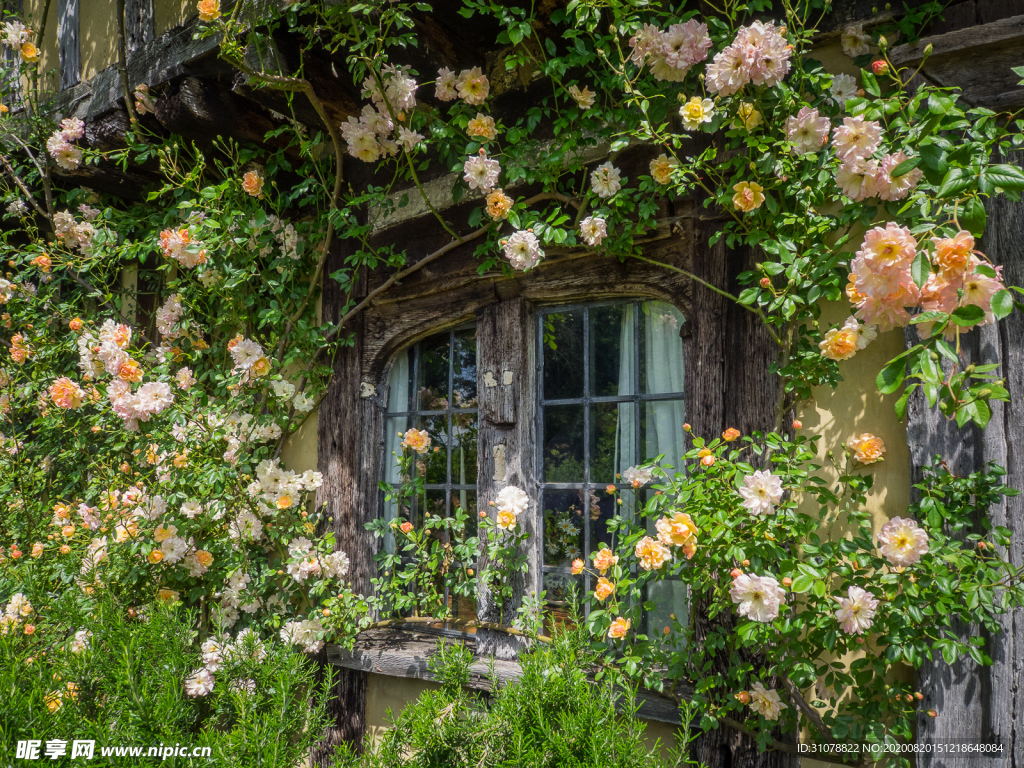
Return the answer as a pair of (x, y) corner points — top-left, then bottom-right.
(0, 592), (333, 767)
(339, 622), (698, 768)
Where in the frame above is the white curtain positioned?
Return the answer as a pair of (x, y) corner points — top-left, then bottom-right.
(614, 305), (637, 518)
(383, 350), (411, 554)
(643, 301), (686, 473)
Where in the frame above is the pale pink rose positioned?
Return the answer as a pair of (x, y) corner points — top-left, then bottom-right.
(836, 159), (879, 201)
(785, 106), (830, 154)
(834, 585), (878, 634)
(749, 681), (788, 720)
(730, 573), (785, 622)
(738, 470), (783, 515)
(875, 151), (923, 201)
(878, 516), (929, 567)
(832, 116), (882, 162)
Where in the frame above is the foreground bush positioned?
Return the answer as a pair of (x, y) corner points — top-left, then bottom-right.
(337, 623), (693, 768)
(0, 594), (334, 767)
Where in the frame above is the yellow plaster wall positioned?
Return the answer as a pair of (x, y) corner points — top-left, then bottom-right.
(78, 0), (116, 82)
(154, 0), (191, 37)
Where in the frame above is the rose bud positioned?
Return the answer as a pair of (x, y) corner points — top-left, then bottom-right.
(730, 568), (743, 579)
(871, 60), (889, 75)
(927, 709), (938, 718)
(735, 691), (751, 705)
(760, 277), (771, 288)
(742, 559), (750, 567)
(782, 577), (792, 587)
(792, 420), (802, 429)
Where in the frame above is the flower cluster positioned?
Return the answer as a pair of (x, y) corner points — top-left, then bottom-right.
(159, 227), (207, 268)
(832, 117), (923, 202)
(1, 20), (38, 63)
(185, 627), (266, 697)
(706, 21), (792, 97)
(46, 118), (85, 171)
(628, 20), (713, 81)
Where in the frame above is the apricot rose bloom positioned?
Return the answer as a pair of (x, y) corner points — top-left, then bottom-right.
(592, 546), (619, 574)
(607, 616), (631, 639)
(485, 189), (513, 220)
(849, 433), (885, 464)
(594, 577), (615, 601)
(399, 521), (414, 534)
(570, 558), (584, 575)
(722, 428), (740, 441)
(48, 377), (85, 409)
(635, 536), (672, 571)
(732, 181), (764, 212)
(242, 170), (264, 197)
(401, 428), (431, 454)
(655, 512), (698, 551)
(197, 0), (221, 22)
(933, 230), (975, 279)
(496, 509), (517, 531)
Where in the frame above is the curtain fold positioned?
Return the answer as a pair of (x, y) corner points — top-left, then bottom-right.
(383, 350), (411, 555)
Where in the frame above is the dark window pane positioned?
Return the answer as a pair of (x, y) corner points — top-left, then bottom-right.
(542, 489), (586, 566)
(543, 572), (583, 633)
(452, 328), (478, 409)
(418, 333), (450, 409)
(452, 413), (477, 485)
(640, 399), (686, 471)
(590, 402), (636, 484)
(417, 414), (449, 484)
(542, 310), (584, 400)
(452, 490), (478, 541)
(589, 488), (619, 554)
(639, 301), (685, 395)
(543, 405), (584, 483)
(590, 304), (633, 397)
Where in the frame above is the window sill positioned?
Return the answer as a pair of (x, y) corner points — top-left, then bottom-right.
(324, 628), (689, 726)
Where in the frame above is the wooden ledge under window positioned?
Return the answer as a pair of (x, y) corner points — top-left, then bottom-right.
(324, 628), (689, 726)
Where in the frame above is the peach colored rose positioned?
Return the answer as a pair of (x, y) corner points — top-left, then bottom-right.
(732, 181), (764, 212)
(485, 189), (513, 220)
(592, 546), (619, 574)
(401, 428), (432, 455)
(148, 550), (164, 564)
(68, 317), (82, 331)
(608, 616), (631, 639)
(849, 433), (885, 464)
(571, 558), (584, 575)
(594, 577), (615, 601)
(197, 0), (221, 21)
(635, 536), (671, 571)
(400, 521), (414, 534)
(722, 428), (740, 441)
(195, 550), (214, 567)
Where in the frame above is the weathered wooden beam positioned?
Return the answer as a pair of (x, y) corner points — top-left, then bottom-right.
(890, 12), (1024, 64)
(324, 628), (690, 726)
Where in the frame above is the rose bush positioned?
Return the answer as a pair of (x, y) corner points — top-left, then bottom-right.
(2, 0), (1024, 761)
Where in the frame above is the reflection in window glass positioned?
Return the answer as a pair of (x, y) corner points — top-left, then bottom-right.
(538, 301), (686, 625)
(382, 327), (478, 626)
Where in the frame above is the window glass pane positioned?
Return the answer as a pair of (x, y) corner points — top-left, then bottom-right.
(589, 488), (619, 553)
(640, 399), (686, 471)
(542, 490), (585, 566)
(418, 334), (450, 409)
(417, 414), (449, 484)
(589, 304), (634, 397)
(542, 310), (584, 400)
(451, 413), (478, 485)
(543, 405), (585, 483)
(640, 301), (685, 395)
(646, 580), (689, 638)
(543, 572), (584, 630)
(452, 328), (478, 409)
(590, 402), (636, 485)
(451, 491), (477, 539)
(421, 488), (448, 528)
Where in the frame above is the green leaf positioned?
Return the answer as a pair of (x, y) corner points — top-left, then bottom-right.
(790, 574), (814, 593)
(928, 92), (956, 115)
(890, 155), (922, 178)
(861, 70), (881, 97)
(936, 167), (973, 198)
(984, 163), (1024, 191)
(992, 289), (1013, 319)
(951, 304), (986, 327)
(876, 357), (907, 395)
(961, 197), (987, 236)
(911, 251), (930, 288)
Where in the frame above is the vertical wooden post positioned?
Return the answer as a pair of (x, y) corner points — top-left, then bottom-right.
(56, 0), (78, 89)
(684, 218), (794, 768)
(475, 297), (539, 660)
(313, 241), (383, 760)
(125, 0), (153, 53)
(909, 154), (1024, 766)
